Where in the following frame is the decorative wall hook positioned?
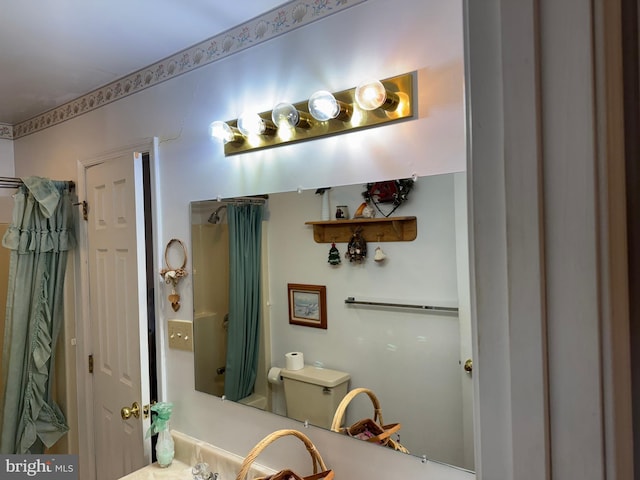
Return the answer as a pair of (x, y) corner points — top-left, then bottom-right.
(159, 238), (188, 311)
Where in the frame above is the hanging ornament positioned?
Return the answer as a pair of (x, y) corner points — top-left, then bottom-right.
(374, 246), (387, 262)
(345, 229), (367, 263)
(374, 234), (387, 263)
(362, 178), (415, 217)
(159, 238), (189, 312)
(328, 242), (341, 265)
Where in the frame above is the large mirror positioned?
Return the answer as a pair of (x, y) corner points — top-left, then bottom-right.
(190, 172), (474, 471)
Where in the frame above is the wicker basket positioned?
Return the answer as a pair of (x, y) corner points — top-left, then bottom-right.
(330, 387), (410, 454)
(236, 429), (334, 480)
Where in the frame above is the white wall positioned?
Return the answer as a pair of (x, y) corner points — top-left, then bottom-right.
(0, 138), (14, 173)
(12, 0), (470, 478)
(0, 138), (15, 205)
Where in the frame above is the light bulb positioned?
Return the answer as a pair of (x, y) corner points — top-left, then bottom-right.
(272, 103), (300, 128)
(237, 112), (267, 135)
(355, 79), (400, 111)
(210, 121), (241, 144)
(272, 102), (313, 130)
(308, 91), (352, 122)
(308, 91), (338, 121)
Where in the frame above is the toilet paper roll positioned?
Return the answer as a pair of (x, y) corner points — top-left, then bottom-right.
(267, 367), (283, 385)
(285, 352), (304, 371)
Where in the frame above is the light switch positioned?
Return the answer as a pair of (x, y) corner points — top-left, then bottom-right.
(168, 319), (193, 351)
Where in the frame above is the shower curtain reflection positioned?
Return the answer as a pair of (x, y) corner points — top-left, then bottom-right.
(192, 200), (267, 404)
(225, 203), (263, 401)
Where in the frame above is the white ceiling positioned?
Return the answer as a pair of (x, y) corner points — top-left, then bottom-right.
(0, 0), (285, 125)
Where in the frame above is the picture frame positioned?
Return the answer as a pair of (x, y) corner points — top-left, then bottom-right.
(287, 283), (327, 329)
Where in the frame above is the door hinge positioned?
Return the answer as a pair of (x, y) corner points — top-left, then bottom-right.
(88, 354), (94, 374)
(73, 200), (88, 221)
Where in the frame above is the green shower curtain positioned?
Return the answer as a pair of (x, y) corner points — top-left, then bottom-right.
(224, 203), (263, 402)
(0, 177), (75, 454)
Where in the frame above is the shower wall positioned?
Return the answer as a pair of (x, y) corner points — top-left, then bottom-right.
(192, 223), (230, 317)
(192, 223), (230, 396)
(0, 196), (13, 402)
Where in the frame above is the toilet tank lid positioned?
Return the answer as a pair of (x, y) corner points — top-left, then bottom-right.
(280, 365), (350, 387)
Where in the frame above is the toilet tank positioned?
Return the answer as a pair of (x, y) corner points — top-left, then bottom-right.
(281, 366), (350, 429)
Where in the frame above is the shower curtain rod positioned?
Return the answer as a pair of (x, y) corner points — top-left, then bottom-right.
(217, 195), (268, 205)
(0, 177), (75, 190)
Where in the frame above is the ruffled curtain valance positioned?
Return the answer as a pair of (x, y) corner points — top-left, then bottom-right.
(2, 178), (75, 254)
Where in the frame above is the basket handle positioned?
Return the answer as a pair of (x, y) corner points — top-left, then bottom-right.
(236, 429), (328, 480)
(265, 470), (335, 480)
(330, 387), (384, 432)
(359, 423), (402, 443)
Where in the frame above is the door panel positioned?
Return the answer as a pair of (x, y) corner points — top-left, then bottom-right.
(87, 152), (150, 479)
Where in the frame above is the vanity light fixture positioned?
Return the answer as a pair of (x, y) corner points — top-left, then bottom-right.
(211, 71), (415, 156)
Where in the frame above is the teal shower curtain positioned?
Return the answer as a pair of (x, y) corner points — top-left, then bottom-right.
(224, 203), (263, 402)
(0, 177), (75, 454)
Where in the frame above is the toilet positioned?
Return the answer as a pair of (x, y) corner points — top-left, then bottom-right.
(280, 365), (350, 429)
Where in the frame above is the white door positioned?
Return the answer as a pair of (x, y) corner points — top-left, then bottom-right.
(86, 151), (151, 480)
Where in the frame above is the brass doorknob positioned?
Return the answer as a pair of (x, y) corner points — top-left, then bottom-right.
(121, 402), (140, 420)
(463, 359), (473, 374)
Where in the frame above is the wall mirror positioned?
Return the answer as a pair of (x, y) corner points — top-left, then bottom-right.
(190, 172), (474, 472)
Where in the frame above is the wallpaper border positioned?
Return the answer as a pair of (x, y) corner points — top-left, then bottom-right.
(8, 0), (366, 140)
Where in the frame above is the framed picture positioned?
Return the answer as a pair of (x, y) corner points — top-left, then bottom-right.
(287, 283), (327, 329)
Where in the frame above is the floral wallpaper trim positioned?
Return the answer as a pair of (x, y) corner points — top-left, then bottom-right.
(0, 124), (13, 140)
(12, 0), (366, 140)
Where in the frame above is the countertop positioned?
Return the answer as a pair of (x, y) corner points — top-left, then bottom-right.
(119, 431), (275, 480)
(120, 459), (194, 479)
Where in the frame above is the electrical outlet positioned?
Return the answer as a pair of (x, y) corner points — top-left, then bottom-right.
(168, 319), (193, 351)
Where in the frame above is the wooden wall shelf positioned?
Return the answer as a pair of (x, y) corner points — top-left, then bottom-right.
(305, 216), (417, 243)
